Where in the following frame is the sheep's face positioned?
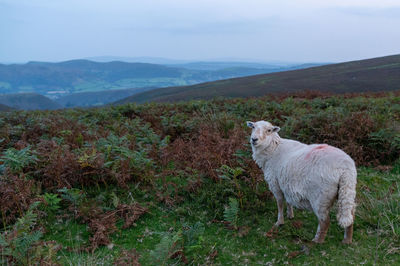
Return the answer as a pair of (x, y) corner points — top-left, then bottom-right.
(246, 120), (280, 148)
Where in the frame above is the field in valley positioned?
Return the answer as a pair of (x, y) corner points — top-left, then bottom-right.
(0, 91), (399, 265)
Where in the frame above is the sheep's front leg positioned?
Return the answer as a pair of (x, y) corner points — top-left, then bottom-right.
(267, 179), (285, 227)
(274, 196), (285, 227)
(287, 203), (294, 219)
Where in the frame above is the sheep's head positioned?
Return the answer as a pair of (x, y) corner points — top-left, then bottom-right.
(246, 120), (280, 149)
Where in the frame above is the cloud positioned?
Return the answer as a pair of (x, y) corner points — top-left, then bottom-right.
(0, 0), (400, 62)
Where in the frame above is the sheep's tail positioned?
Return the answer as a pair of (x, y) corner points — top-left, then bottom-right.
(337, 167), (357, 228)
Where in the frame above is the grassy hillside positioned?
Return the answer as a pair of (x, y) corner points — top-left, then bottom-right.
(0, 91), (399, 264)
(0, 103), (13, 111)
(0, 60), (306, 100)
(55, 87), (155, 108)
(0, 93), (61, 110)
(117, 54), (400, 104)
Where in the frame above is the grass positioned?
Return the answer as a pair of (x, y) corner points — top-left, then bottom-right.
(34, 166), (400, 265)
(0, 92), (399, 264)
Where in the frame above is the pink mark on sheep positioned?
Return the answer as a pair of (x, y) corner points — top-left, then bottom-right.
(305, 144), (333, 160)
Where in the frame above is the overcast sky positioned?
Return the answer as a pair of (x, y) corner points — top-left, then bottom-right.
(1, 0), (400, 63)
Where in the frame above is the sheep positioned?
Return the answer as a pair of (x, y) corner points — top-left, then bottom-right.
(247, 120), (357, 244)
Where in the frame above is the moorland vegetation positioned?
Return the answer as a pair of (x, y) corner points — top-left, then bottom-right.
(0, 90), (399, 264)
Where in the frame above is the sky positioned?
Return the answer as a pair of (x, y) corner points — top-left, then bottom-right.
(1, 0), (400, 63)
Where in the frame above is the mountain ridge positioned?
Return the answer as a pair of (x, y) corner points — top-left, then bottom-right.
(115, 54), (400, 104)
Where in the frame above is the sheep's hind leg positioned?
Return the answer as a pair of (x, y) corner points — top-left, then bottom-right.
(287, 203), (294, 219)
(342, 210), (354, 244)
(312, 216), (330, 244)
(342, 224), (353, 244)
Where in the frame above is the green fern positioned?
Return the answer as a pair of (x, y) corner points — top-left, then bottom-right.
(0, 146), (38, 174)
(217, 165), (244, 181)
(150, 230), (183, 265)
(0, 202), (44, 265)
(224, 197), (239, 229)
(111, 192), (120, 208)
(58, 187), (84, 207)
(41, 193), (62, 220)
(183, 221), (205, 255)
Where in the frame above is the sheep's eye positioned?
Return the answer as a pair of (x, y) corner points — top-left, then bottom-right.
(267, 129), (272, 132)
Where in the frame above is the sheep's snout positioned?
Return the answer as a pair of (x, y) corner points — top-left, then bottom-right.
(251, 138), (258, 145)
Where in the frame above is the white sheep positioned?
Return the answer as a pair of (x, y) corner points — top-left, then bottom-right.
(247, 120), (357, 244)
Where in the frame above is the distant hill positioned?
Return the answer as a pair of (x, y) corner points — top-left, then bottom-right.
(0, 103), (13, 111)
(85, 56), (192, 64)
(55, 87), (155, 108)
(116, 54), (400, 104)
(0, 59), (320, 101)
(0, 93), (61, 110)
(168, 62), (323, 71)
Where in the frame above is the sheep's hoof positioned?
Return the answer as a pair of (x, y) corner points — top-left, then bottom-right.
(274, 221), (284, 227)
(312, 237), (325, 244)
(287, 213), (294, 219)
(342, 238), (352, 244)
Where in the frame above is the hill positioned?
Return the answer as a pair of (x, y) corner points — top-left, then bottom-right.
(55, 87), (155, 108)
(116, 54), (400, 104)
(168, 61), (323, 71)
(0, 60), (315, 100)
(0, 93), (61, 110)
(0, 92), (399, 265)
(0, 103), (14, 111)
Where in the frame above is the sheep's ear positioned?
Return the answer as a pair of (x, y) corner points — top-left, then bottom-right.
(272, 126), (280, 133)
(246, 121), (254, 128)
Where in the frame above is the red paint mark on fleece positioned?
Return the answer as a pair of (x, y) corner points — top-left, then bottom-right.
(305, 144), (331, 160)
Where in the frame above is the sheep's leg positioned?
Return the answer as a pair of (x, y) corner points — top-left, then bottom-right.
(287, 203), (294, 219)
(312, 216), (330, 244)
(274, 197), (285, 227)
(268, 180), (285, 227)
(343, 210), (354, 244)
(342, 224), (353, 244)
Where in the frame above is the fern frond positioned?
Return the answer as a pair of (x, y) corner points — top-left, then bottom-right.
(150, 231), (183, 265)
(183, 221), (205, 246)
(224, 197), (239, 228)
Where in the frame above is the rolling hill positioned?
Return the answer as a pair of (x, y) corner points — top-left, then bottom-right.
(116, 54), (400, 104)
(0, 103), (13, 111)
(0, 93), (61, 110)
(0, 60), (315, 100)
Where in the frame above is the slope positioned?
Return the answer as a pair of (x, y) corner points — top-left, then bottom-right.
(0, 60), (312, 99)
(0, 103), (14, 111)
(116, 54), (400, 104)
(0, 93), (62, 110)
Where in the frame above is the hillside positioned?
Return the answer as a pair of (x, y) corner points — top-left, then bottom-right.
(0, 103), (13, 111)
(0, 92), (399, 264)
(0, 93), (61, 110)
(55, 87), (155, 108)
(116, 54), (400, 104)
(0, 60), (312, 100)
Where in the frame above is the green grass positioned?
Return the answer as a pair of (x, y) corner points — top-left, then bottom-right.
(37, 167), (400, 265)
(1, 93), (399, 265)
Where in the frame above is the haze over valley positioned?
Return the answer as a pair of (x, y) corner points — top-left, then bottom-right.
(0, 58), (324, 109)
